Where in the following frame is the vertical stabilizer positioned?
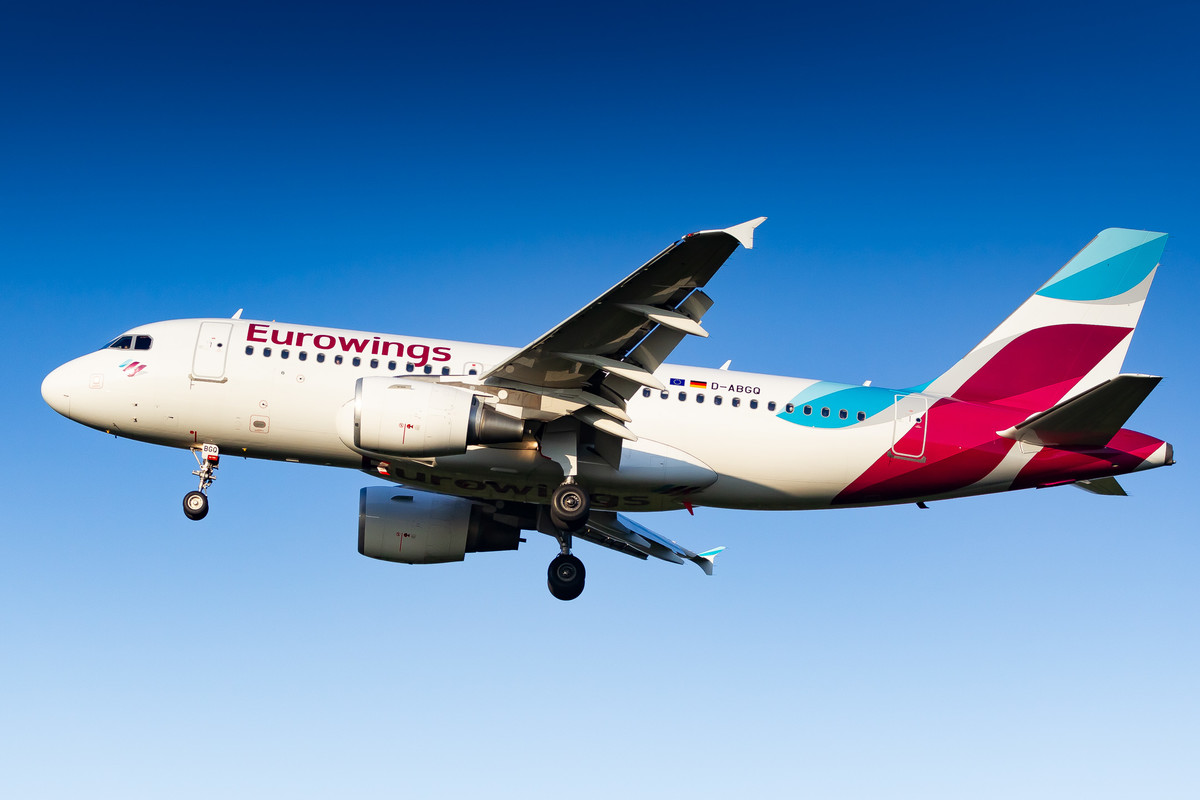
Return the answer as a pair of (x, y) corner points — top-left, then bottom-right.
(927, 228), (1167, 412)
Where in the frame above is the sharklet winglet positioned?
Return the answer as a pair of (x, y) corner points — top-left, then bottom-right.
(694, 217), (767, 250)
(692, 546), (726, 576)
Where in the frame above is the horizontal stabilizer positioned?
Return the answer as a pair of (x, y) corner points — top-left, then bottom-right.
(998, 374), (1161, 447)
(1074, 476), (1127, 496)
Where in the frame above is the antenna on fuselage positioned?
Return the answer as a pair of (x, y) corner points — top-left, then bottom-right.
(231, 309), (243, 319)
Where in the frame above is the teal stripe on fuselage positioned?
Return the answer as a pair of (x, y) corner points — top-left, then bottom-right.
(777, 381), (930, 428)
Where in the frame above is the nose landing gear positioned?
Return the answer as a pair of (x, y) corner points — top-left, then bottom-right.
(184, 443), (219, 521)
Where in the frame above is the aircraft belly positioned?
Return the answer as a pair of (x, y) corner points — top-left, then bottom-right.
(371, 447), (689, 512)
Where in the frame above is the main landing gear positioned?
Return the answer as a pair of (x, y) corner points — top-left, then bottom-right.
(183, 443), (220, 521)
(548, 552), (586, 601)
(549, 479), (589, 532)
(546, 479), (590, 601)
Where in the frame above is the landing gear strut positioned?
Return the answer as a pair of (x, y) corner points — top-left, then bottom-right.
(546, 480), (591, 600)
(184, 443), (219, 521)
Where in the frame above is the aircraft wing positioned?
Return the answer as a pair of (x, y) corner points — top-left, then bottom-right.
(480, 218), (765, 433)
(576, 511), (724, 575)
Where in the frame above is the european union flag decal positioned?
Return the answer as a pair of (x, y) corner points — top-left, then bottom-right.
(669, 378), (685, 386)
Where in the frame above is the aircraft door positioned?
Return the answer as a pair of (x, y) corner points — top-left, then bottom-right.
(891, 395), (928, 459)
(192, 322), (233, 381)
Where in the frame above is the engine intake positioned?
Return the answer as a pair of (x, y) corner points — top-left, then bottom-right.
(358, 487), (522, 564)
(338, 377), (525, 458)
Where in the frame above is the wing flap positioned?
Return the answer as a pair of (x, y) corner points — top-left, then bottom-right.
(579, 511), (724, 574)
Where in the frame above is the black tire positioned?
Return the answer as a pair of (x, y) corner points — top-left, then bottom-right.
(547, 554), (586, 601)
(183, 491), (209, 521)
(549, 482), (590, 532)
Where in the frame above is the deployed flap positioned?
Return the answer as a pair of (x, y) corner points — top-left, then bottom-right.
(482, 218), (765, 400)
(998, 374), (1161, 447)
(576, 511), (724, 575)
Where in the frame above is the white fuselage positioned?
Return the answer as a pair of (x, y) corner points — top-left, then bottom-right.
(44, 317), (917, 511)
(44, 317), (1167, 514)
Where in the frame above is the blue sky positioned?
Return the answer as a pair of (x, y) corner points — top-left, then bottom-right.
(3, 2), (1198, 797)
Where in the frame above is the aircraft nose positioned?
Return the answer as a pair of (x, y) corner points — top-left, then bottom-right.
(41, 364), (73, 419)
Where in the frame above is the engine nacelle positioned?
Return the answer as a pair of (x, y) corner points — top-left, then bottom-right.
(358, 487), (522, 564)
(338, 377), (525, 458)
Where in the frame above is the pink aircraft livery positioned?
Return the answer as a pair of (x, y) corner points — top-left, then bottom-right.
(42, 220), (1173, 599)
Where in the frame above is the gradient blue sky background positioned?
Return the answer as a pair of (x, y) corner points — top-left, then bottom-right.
(3, 2), (1198, 797)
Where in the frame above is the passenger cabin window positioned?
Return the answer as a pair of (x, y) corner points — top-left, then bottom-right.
(263, 347), (272, 357)
(245, 345), (254, 355)
(839, 409), (849, 420)
(785, 403), (795, 413)
(714, 396), (723, 406)
(678, 392), (687, 401)
(821, 407), (830, 417)
(857, 411), (866, 421)
(316, 353), (326, 363)
(298, 351), (307, 361)
(732, 397), (741, 408)
(441, 366), (450, 376)
(352, 357), (362, 367)
(696, 393), (705, 403)
(768, 401), (777, 412)
(750, 399), (758, 409)
(388, 360), (397, 371)
(803, 405), (812, 415)
(334, 354), (343, 365)
(642, 388), (651, 398)
(280, 349), (290, 359)
(370, 358), (379, 369)
(406, 363), (415, 372)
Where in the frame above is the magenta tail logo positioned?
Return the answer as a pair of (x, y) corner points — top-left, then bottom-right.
(118, 359), (147, 377)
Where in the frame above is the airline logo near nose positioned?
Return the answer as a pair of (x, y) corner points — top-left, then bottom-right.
(119, 359), (147, 377)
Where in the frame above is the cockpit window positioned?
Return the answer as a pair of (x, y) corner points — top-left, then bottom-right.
(103, 335), (135, 350)
(102, 334), (153, 351)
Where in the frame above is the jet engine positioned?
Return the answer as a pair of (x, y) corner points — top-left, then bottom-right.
(338, 377), (525, 458)
(358, 487), (523, 564)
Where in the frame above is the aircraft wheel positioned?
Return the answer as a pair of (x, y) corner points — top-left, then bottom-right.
(549, 482), (590, 531)
(547, 554), (586, 601)
(183, 491), (209, 521)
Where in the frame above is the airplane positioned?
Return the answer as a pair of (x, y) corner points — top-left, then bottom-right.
(41, 219), (1174, 600)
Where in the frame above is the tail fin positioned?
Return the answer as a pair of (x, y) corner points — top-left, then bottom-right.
(927, 228), (1168, 412)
